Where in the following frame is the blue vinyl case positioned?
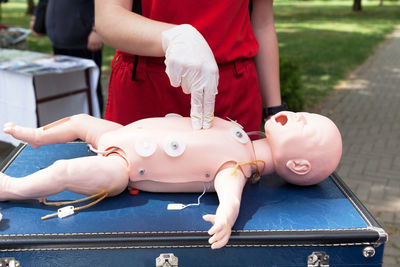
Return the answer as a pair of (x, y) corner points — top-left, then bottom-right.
(0, 143), (387, 266)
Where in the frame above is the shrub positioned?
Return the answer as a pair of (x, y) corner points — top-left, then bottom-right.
(279, 57), (304, 112)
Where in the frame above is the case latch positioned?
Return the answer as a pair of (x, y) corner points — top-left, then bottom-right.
(0, 257), (20, 267)
(307, 251), (329, 267)
(155, 253), (178, 267)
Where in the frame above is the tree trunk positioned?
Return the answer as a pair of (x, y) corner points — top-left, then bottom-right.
(379, 0), (384, 7)
(353, 0), (362, 11)
(26, 0), (35, 15)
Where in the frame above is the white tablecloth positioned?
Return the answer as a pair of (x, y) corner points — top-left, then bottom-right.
(0, 49), (100, 146)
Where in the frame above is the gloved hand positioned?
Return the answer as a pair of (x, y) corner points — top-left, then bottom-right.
(162, 24), (219, 130)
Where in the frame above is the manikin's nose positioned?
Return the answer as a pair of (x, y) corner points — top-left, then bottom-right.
(275, 113), (288, 126)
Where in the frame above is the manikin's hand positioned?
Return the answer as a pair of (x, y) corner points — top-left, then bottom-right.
(162, 24), (219, 130)
(203, 213), (232, 249)
(87, 30), (103, 51)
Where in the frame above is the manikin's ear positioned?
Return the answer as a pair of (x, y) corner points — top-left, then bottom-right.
(286, 159), (311, 175)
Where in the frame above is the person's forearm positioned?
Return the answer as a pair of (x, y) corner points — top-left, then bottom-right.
(95, 0), (174, 56)
(252, 0), (282, 108)
(254, 27), (281, 108)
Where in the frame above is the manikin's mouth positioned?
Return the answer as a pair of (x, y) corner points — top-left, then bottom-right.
(275, 114), (288, 126)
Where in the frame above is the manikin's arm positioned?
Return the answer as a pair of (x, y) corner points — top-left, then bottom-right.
(252, 0), (282, 109)
(3, 114), (122, 149)
(203, 167), (247, 249)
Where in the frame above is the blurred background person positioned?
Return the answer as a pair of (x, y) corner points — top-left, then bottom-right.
(31, 0), (104, 115)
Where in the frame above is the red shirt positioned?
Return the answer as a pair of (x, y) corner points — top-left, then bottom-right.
(105, 0), (262, 133)
(142, 0), (259, 63)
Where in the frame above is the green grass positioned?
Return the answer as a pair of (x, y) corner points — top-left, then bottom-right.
(2, 0), (400, 109)
(274, 0), (400, 108)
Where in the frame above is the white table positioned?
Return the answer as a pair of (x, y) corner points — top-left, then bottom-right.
(0, 49), (100, 146)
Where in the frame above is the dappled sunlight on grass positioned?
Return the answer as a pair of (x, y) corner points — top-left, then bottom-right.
(274, 0), (400, 109)
(275, 0), (400, 9)
(1, 1), (29, 27)
(336, 78), (371, 91)
(297, 22), (376, 34)
(319, 75), (331, 81)
(277, 21), (380, 35)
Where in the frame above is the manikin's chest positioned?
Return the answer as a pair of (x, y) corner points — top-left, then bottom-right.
(98, 117), (255, 183)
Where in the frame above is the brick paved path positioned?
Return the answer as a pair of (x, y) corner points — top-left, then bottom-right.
(314, 26), (400, 266)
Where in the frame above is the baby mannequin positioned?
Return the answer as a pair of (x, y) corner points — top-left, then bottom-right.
(1, 111), (342, 249)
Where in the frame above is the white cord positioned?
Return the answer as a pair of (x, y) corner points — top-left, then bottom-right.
(167, 183), (210, 210)
(183, 182), (208, 208)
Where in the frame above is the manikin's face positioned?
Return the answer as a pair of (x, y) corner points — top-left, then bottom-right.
(265, 111), (318, 142)
(265, 111), (321, 149)
(264, 111), (342, 185)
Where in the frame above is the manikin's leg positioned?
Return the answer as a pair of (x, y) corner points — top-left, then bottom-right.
(3, 114), (122, 149)
(0, 154), (129, 201)
(203, 167), (247, 249)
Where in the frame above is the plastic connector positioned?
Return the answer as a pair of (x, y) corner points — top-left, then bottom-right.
(167, 203), (185, 210)
(57, 206), (75, 218)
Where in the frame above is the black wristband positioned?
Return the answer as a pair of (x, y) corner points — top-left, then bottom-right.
(262, 102), (288, 118)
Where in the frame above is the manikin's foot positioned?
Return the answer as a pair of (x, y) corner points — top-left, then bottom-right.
(3, 123), (42, 148)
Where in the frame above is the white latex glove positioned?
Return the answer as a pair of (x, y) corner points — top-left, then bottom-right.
(162, 24), (219, 130)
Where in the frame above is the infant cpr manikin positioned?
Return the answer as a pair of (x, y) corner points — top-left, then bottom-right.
(1, 111), (342, 249)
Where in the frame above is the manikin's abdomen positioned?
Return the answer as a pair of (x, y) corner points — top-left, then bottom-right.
(98, 117), (255, 184)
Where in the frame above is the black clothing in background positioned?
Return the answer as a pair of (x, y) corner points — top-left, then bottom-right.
(32, 0), (47, 34)
(34, 0), (104, 114)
